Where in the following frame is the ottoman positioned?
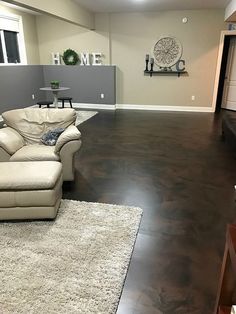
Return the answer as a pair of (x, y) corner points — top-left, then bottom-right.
(0, 161), (62, 220)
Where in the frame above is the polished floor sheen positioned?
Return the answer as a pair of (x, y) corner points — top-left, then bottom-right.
(63, 110), (236, 314)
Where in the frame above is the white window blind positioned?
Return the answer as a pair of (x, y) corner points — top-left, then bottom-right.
(0, 15), (19, 32)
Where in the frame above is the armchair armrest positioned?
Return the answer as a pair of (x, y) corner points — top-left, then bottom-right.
(55, 125), (81, 154)
(0, 127), (25, 155)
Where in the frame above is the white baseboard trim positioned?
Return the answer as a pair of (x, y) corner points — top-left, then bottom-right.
(1, 104), (215, 117)
(115, 104), (214, 112)
(73, 103), (214, 112)
(30, 103), (115, 110)
(72, 103), (116, 110)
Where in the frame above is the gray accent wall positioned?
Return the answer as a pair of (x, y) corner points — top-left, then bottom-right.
(42, 66), (116, 105)
(0, 66), (45, 113)
(0, 65), (116, 114)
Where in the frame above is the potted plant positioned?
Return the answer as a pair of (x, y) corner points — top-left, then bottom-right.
(50, 80), (60, 89)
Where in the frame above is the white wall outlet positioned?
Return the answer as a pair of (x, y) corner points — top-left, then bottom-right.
(101, 93), (105, 99)
(32, 94), (35, 100)
(191, 95), (195, 101)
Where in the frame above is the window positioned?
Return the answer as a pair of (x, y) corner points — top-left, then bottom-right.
(0, 30), (20, 63)
(0, 37), (3, 63)
(0, 13), (26, 65)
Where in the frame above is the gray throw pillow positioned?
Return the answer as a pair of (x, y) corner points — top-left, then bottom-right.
(41, 128), (65, 146)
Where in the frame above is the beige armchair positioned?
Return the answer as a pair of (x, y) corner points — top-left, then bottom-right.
(0, 108), (82, 181)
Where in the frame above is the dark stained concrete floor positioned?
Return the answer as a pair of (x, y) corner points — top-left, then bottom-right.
(63, 110), (236, 314)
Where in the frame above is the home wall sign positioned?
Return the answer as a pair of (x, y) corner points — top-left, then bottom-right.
(144, 36), (187, 77)
(51, 52), (61, 65)
(80, 53), (102, 66)
(52, 50), (103, 66)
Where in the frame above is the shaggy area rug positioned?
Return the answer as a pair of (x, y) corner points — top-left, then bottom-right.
(0, 200), (142, 314)
(75, 110), (98, 126)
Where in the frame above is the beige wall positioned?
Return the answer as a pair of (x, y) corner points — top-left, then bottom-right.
(36, 13), (110, 66)
(111, 10), (225, 107)
(0, 3), (40, 64)
(3, 0), (94, 29)
(36, 9), (225, 107)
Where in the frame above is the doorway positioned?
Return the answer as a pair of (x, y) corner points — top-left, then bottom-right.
(212, 30), (236, 112)
(221, 36), (236, 111)
(215, 36), (231, 111)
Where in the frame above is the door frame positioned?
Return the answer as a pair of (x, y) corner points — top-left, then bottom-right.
(212, 30), (236, 112)
(221, 36), (235, 109)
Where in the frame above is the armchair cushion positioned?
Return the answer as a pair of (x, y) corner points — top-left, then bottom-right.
(2, 108), (76, 145)
(10, 145), (60, 162)
(0, 127), (25, 155)
(55, 125), (81, 154)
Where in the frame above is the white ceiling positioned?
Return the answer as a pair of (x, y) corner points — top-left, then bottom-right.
(74, 0), (230, 13)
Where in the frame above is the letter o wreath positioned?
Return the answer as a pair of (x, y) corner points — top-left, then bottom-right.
(62, 49), (79, 65)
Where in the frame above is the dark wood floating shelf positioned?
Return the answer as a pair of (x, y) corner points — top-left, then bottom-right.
(144, 70), (187, 77)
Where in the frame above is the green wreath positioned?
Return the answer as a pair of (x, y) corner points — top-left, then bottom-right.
(62, 49), (79, 65)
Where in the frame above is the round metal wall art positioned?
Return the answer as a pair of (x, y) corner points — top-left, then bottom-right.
(153, 36), (183, 68)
